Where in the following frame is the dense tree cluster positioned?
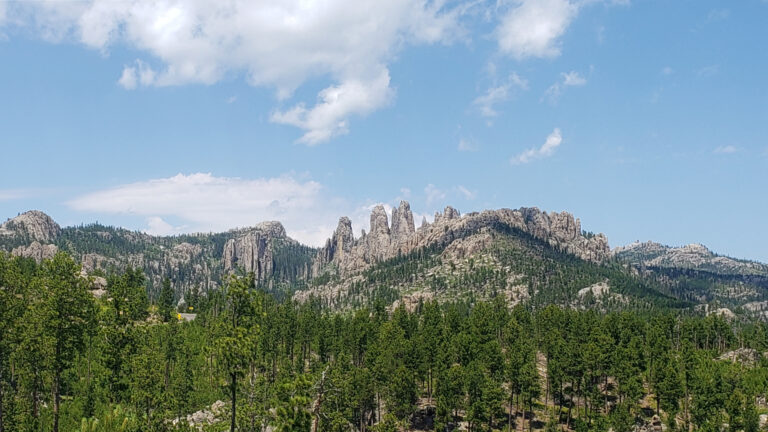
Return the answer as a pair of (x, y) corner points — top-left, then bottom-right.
(1, 251), (768, 432)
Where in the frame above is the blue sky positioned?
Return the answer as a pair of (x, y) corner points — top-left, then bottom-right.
(0, 0), (766, 261)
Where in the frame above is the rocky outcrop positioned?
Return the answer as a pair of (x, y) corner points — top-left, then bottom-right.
(420, 216), (429, 230)
(172, 242), (203, 261)
(11, 241), (58, 262)
(391, 200), (415, 244)
(313, 217), (354, 275)
(718, 348), (761, 365)
(0, 210), (61, 242)
(222, 221), (291, 281)
(364, 205), (392, 262)
(79, 269), (108, 298)
(171, 400), (227, 431)
(434, 206), (460, 224)
(312, 202), (610, 277)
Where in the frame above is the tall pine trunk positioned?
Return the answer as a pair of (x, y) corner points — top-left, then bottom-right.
(527, 399), (532, 432)
(428, 368), (433, 402)
(230, 372), (238, 432)
(53, 368), (60, 432)
(545, 358), (550, 407)
(32, 378), (39, 420)
(0, 374), (4, 432)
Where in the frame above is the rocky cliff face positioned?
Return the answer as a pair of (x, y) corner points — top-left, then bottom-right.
(222, 221), (289, 281)
(312, 217), (354, 275)
(0, 210), (61, 242)
(312, 201), (610, 277)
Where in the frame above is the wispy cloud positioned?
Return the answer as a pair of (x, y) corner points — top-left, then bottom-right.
(713, 145), (738, 154)
(661, 66), (674, 76)
(562, 71), (586, 86)
(697, 64), (720, 78)
(0, 189), (27, 202)
(543, 71), (587, 104)
(458, 138), (479, 152)
(424, 184), (447, 205)
(473, 72), (528, 118)
(510, 128), (563, 165)
(455, 185), (476, 200)
(706, 8), (730, 23)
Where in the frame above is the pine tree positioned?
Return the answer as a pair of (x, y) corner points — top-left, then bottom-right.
(159, 278), (175, 322)
(39, 253), (95, 432)
(214, 272), (259, 432)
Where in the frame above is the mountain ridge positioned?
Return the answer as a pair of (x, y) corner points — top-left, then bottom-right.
(2, 206), (767, 316)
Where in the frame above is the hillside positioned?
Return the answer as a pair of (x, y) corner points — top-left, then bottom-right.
(2, 204), (767, 317)
(613, 241), (768, 318)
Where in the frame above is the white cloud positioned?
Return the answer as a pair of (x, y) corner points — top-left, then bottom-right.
(543, 70), (586, 104)
(458, 138), (479, 152)
(662, 66), (674, 75)
(472, 72), (528, 118)
(226, 96), (237, 104)
(424, 184), (446, 205)
(7, 1), (463, 144)
(510, 128), (563, 165)
(562, 70), (586, 86)
(497, 0), (578, 59)
(117, 67), (137, 90)
(399, 188), (412, 198)
(713, 145), (738, 154)
(455, 185), (476, 200)
(270, 70), (393, 145)
(67, 173), (348, 246)
(496, 0), (628, 59)
(117, 59), (157, 89)
(145, 216), (185, 236)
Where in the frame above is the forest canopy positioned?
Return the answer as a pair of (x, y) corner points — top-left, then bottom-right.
(1, 251), (767, 432)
